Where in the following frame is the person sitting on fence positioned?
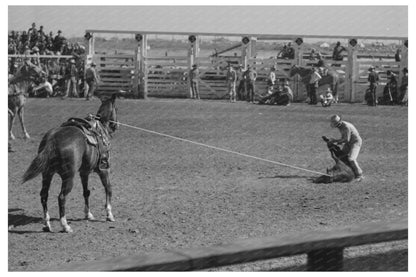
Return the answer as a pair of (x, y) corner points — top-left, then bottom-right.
(277, 43), (287, 59)
(285, 42), (295, 59)
(320, 88), (334, 107)
(226, 64), (237, 103)
(366, 66), (379, 106)
(332, 41), (346, 61)
(189, 64), (200, 100)
(399, 67), (408, 106)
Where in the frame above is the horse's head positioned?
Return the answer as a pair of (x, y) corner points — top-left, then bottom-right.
(96, 94), (119, 134)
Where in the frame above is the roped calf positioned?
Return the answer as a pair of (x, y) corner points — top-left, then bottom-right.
(313, 136), (355, 184)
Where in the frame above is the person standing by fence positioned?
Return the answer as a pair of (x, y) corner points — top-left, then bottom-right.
(400, 67), (408, 106)
(308, 67), (322, 105)
(85, 62), (100, 100)
(244, 65), (257, 103)
(367, 66), (379, 106)
(236, 64), (246, 101)
(189, 64), (200, 100)
(62, 59), (78, 98)
(226, 64), (237, 102)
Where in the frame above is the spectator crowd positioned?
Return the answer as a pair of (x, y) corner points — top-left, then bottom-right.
(8, 22), (93, 99)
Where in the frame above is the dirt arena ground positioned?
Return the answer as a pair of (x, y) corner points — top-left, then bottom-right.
(8, 97), (408, 271)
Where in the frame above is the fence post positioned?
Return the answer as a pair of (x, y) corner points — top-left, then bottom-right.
(241, 38), (248, 70)
(133, 44), (140, 98)
(346, 39), (357, 102)
(250, 37), (257, 58)
(140, 34), (148, 99)
(294, 38), (304, 101)
(187, 36), (195, 98)
(307, 247), (344, 271)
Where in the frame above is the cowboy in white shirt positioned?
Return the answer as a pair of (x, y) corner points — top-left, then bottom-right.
(308, 67), (322, 104)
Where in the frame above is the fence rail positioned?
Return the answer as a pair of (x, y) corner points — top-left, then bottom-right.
(45, 218), (407, 271)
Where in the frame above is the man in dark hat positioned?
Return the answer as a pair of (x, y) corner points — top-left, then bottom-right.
(244, 65), (257, 103)
(367, 66), (379, 106)
(189, 64), (200, 99)
(85, 62), (100, 100)
(63, 59), (78, 98)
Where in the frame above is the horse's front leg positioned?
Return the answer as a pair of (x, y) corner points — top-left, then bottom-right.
(17, 107), (30, 139)
(98, 169), (115, 222)
(9, 112), (16, 140)
(80, 172), (95, 220)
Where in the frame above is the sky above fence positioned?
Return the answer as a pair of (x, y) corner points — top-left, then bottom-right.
(8, 5), (408, 39)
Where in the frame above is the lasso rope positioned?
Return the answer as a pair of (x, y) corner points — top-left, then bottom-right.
(107, 119), (329, 177)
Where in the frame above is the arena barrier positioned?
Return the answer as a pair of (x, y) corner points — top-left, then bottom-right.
(45, 218), (407, 271)
(82, 30), (407, 102)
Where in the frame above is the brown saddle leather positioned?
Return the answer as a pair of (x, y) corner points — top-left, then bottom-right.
(61, 117), (111, 170)
(61, 118), (98, 146)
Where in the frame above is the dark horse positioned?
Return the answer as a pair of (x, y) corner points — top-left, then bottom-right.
(289, 65), (340, 103)
(21, 94), (119, 233)
(9, 61), (45, 140)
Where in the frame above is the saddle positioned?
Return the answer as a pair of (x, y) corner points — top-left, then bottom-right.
(61, 117), (111, 170)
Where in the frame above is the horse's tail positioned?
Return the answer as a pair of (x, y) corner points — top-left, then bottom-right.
(21, 139), (55, 184)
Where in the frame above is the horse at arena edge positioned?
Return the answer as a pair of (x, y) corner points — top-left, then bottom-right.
(21, 94), (119, 233)
(289, 65), (340, 103)
(9, 61), (45, 140)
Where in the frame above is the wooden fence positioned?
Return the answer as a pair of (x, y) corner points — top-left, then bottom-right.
(45, 218), (407, 271)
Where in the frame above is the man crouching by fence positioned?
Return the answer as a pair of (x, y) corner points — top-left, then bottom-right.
(328, 115), (364, 182)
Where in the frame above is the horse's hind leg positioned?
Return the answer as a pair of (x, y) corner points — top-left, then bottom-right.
(40, 172), (54, 232)
(80, 172), (95, 220)
(58, 174), (75, 233)
(98, 170), (115, 222)
(17, 107), (30, 139)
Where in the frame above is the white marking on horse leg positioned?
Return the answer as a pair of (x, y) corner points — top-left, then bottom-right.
(60, 216), (73, 233)
(43, 212), (52, 232)
(84, 206), (95, 220)
(106, 204), (115, 222)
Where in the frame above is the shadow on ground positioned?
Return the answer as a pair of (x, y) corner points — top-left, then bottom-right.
(269, 249), (408, 271)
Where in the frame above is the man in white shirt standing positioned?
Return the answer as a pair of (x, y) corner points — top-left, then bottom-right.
(309, 66), (322, 104)
(329, 115), (364, 181)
